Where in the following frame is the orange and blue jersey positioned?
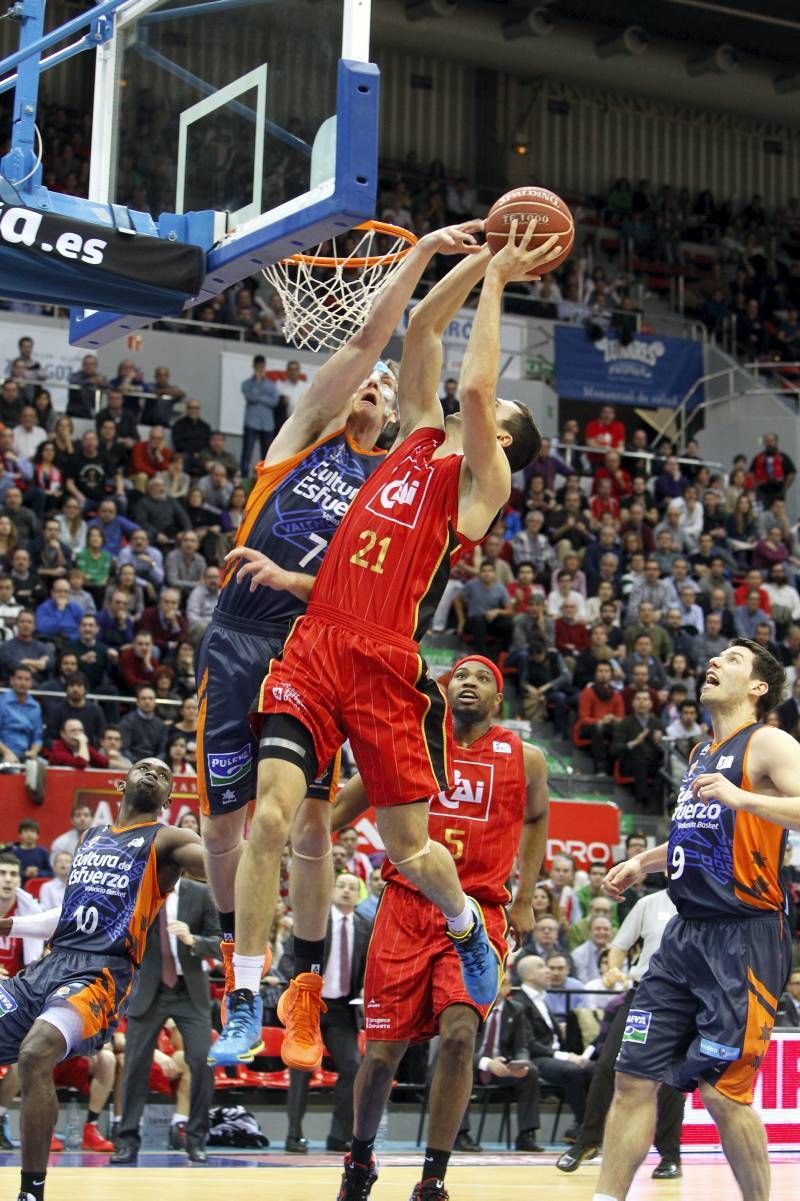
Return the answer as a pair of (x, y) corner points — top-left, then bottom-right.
(667, 721), (786, 920)
(215, 427), (385, 633)
(51, 821), (164, 966)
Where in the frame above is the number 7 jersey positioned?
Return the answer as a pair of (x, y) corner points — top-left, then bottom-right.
(51, 821), (164, 966)
(667, 721), (787, 920)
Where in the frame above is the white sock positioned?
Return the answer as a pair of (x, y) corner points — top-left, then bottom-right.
(0, 1106), (7, 1118)
(171, 1113), (188, 1125)
(445, 901), (473, 936)
(233, 953), (264, 994)
(592, 1194), (619, 1201)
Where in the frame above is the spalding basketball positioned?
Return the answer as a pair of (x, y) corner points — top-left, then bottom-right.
(485, 186), (575, 275)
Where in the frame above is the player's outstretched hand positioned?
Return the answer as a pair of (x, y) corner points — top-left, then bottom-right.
(691, 771), (745, 810)
(225, 546), (293, 593)
(602, 856), (646, 901)
(421, 219), (486, 256)
(488, 218), (563, 283)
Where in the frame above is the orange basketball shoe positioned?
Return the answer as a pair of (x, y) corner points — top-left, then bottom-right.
(276, 973), (327, 1071)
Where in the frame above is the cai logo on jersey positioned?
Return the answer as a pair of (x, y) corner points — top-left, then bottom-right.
(207, 744), (252, 789)
(365, 455), (434, 529)
(431, 759), (495, 823)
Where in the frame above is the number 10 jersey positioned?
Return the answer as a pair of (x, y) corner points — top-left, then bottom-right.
(51, 821), (164, 966)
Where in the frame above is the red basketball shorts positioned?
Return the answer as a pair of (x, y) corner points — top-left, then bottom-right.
(257, 608), (452, 806)
(362, 883), (508, 1043)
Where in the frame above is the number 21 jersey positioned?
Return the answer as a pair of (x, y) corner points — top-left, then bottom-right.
(668, 722), (786, 920)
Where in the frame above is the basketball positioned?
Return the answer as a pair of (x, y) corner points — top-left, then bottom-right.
(484, 186), (575, 274)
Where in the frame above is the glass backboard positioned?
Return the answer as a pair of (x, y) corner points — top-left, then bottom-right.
(101, 0), (346, 227)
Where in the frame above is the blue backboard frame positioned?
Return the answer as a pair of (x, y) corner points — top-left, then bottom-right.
(0, 0), (379, 346)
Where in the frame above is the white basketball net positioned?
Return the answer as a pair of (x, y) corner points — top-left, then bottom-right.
(262, 224), (416, 352)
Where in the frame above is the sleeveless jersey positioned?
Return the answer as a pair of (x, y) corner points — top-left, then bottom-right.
(310, 427), (475, 641)
(0, 901), (23, 978)
(215, 428), (385, 633)
(51, 821), (164, 965)
(384, 724), (527, 903)
(667, 721), (786, 920)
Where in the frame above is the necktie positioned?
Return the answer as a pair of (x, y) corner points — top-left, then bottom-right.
(480, 1007), (502, 1084)
(159, 907), (177, 988)
(339, 915), (350, 996)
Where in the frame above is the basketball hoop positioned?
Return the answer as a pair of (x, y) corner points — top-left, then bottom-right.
(263, 220), (418, 353)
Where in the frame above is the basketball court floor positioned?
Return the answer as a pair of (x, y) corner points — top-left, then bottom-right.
(1, 1148), (797, 1200)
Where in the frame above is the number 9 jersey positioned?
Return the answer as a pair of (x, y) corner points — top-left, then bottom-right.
(667, 721), (787, 920)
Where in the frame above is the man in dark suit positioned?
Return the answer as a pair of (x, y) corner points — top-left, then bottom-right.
(458, 975), (542, 1152)
(280, 872), (370, 1153)
(610, 689), (664, 810)
(777, 968), (800, 1027)
(111, 877), (221, 1164)
(514, 955), (594, 1138)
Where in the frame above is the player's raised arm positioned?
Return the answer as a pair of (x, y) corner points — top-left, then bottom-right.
(508, 742), (549, 944)
(456, 222), (562, 539)
(396, 244), (491, 438)
(269, 221), (483, 457)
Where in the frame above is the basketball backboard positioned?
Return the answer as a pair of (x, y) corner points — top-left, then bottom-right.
(0, 0), (378, 345)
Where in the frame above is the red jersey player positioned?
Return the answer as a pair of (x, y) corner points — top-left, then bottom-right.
(331, 655), (549, 1201)
(215, 221), (562, 1071)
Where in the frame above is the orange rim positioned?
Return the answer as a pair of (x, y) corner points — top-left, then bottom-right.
(282, 220), (418, 269)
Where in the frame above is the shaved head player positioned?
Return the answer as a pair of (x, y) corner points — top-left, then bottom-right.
(0, 759), (204, 1201)
(213, 222), (562, 1071)
(600, 638), (796, 1201)
(331, 656), (549, 1201)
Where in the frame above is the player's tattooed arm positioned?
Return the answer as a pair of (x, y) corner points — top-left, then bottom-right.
(225, 547), (315, 600)
(330, 774), (370, 833)
(508, 743), (549, 945)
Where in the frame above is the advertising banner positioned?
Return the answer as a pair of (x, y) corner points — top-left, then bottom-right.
(555, 325), (704, 410)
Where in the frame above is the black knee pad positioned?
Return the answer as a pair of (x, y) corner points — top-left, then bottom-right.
(258, 713), (318, 790)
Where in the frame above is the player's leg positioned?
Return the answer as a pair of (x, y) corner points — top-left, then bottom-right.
(593, 1071), (659, 1200)
(557, 990), (635, 1172)
(16, 1019), (67, 1201)
(213, 752), (309, 1063)
(81, 1048), (115, 1151)
(339, 1039), (408, 1200)
(376, 802), (501, 1005)
(277, 794), (334, 1071)
(201, 808), (248, 938)
(0, 1064), (19, 1148)
(421, 1004), (480, 1195)
(170, 1050), (191, 1127)
(698, 1080), (769, 1201)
